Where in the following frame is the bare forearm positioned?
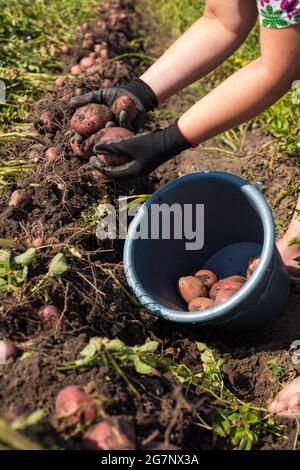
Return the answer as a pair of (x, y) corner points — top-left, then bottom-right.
(178, 58), (295, 144)
(140, 16), (253, 102)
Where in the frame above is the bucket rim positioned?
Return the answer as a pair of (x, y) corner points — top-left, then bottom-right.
(123, 171), (275, 325)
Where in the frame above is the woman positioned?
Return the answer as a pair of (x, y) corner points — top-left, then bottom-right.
(70, 0), (300, 412)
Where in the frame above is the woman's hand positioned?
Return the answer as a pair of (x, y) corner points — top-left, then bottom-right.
(69, 78), (158, 132)
(89, 121), (193, 179)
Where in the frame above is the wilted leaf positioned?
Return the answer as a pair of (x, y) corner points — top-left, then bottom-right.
(14, 266), (28, 285)
(133, 356), (154, 375)
(48, 253), (67, 277)
(136, 341), (159, 353)
(15, 248), (36, 267)
(68, 246), (82, 259)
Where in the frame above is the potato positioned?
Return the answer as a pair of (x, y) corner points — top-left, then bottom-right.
(38, 305), (60, 330)
(74, 88), (83, 96)
(0, 340), (18, 364)
(188, 297), (214, 312)
(80, 57), (95, 69)
(71, 127), (133, 161)
(9, 190), (29, 208)
(82, 39), (93, 50)
(246, 256), (260, 279)
(226, 275), (246, 284)
(85, 65), (101, 77)
(177, 276), (208, 304)
(194, 269), (218, 289)
(100, 49), (109, 60)
(40, 111), (57, 133)
(61, 45), (70, 55)
(55, 385), (95, 426)
(82, 418), (135, 450)
(215, 289), (239, 305)
(55, 76), (66, 88)
(95, 127), (133, 166)
(70, 64), (81, 75)
(94, 44), (103, 54)
(81, 22), (89, 32)
(71, 104), (113, 137)
(46, 147), (59, 162)
(210, 278), (243, 301)
(111, 96), (138, 123)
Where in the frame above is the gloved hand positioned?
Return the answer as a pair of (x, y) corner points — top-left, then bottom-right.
(69, 78), (158, 132)
(89, 121), (194, 179)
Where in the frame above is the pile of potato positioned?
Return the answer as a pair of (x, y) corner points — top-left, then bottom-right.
(69, 99), (136, 175)
(177, 256), (260, 312)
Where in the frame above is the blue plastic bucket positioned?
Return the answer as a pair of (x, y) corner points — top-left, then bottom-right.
(123, 172), (290, 331)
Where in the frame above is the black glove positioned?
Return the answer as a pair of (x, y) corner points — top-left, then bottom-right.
(69, 78), (158, 132)
(89, 121), (193, 179)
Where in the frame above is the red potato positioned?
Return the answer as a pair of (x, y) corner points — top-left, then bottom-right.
(40, 111), (57, 133)
(111, 96), (138, 123)
(96, 127), (133, 166)
(84, 32), (94, 40)
(246, 256), (260, 279)
(188, 297), (214, 312)
(70, 64), (81, 75)
(81, 22), (89, 32)
(9, 190), (29, 208)
(82, 39), (93, 50)
(215, 289), (239, 305)
(177, 276), (208, 304)
(100, 49), (109, 60)
(55, 76), (66, 87)
(95, 57), (103, 66)
(96, 20), (107, 33)
(226, 275), (246, 284)
(46, 147), (59, 162)
(70, 127), (133, 161)
(80, 57), (95, 69)
(89, 52), (97, 59)
(61, 45), (70, 55)
(74, 88), (83, 96)
(193, 269), (218, 289)
(38, 305), (60, 330)
(94, 44), (103, 54)
(56, 385), (95, 426)
(210, 278), (244, 301)
(82, 418), (135, 451)
(0, 340), (18, 364)
(85, 66), (102, 77)
(71, 103), (113, 137)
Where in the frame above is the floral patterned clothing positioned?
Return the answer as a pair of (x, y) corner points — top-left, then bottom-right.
(257, 0), (300, 28)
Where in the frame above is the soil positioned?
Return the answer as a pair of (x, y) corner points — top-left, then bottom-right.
(0, 0), (299, 451)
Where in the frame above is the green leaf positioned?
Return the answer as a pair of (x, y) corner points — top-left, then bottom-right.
(0, 278), (7, 287)
(80, 338), (102, 359)
(14, 247), (36, 267)
(0, 249), (11, 271)
(48, 253), (67, 277)
(105, 339), (126, 351)
(14, 266), (28, 285)
(133, 356), (154, 375)
(136, 341), (159, 353)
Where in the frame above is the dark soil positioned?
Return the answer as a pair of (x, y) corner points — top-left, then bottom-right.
(0, 0), (299, 451)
